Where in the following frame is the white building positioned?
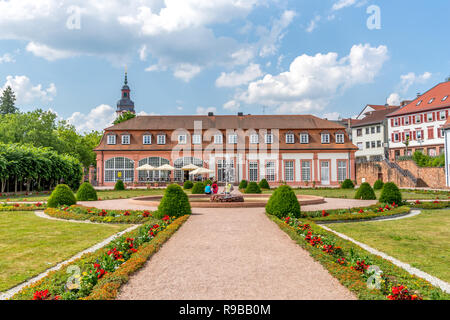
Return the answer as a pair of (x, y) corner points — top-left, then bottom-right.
(387, 82), (450, 159)
(351, 105), (400, 162)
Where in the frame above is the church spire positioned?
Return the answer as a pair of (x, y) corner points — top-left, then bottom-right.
(116, 68), (135, 115)
(124, 65), (128, 85)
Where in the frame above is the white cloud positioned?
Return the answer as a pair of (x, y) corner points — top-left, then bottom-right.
(67, 104), (116, 133)
(306, 15), (321, 33)
(234, 44), (389, 114)
(259, 10), (296, 57)
(322, 112), (341, 120)
(139, 45), (148, 61)
(2, 75), (56, 104)
(399, 72), (432, 93)
(387, 93), (401, 106)
(196, 106), (217, 115)
(332, 0), (357, 11)
(26, 42), (77, 61)
(215, 64), (263, 87)
(223, 100), (240, 111)
(230, 48), (254, 66)
(0, 53), (15, 63)
(173, 64), (202, 82)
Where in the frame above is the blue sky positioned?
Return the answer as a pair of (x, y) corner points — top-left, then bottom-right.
(0, 0), (449, 132)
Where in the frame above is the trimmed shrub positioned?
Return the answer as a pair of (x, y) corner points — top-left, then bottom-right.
(258, 179), (270, 189)
(340, 179), (355, 189)
(239, 180), (248, 189)
(76, 182), (98, 201)
(354, 182), (376, 200)
(157, 184), (192, 218)
(192, 182), (205, 194)
(266, 185), (300, 218)
(47, 184), (77, 208)
(183, 181), (194, 190)
(379, 182), (402, 204)
(245, 182), (262, 194)
(373, 180), (384, 190)
(114, 180), (125, 191)
(203, 179), (212, 187)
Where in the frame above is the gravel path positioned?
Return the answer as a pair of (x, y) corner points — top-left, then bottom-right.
(117, 207), (356, 300)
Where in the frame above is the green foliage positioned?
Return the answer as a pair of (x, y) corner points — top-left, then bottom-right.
(373, 180), (384, 190)
(0, 86), (18, 115)
(76, 182), (98, 201)
(266, 185), (300, 218)
(183, 180), (194, 190)
(340, 179), (355, 189)
(191, 182), (205, 194)
(244, 182), (261, 194)
(113, 111), (136, 125)
(354, 182), (376, 200)
(379, 182), (402, 204)
(47, 184), (77, 208)
(203, 179), (212, 187)
(157, 184), (192, 217)
(411, 151), (444, 167)
(258, 178), (270, 189)
(239, 180), (248, 189)
(114, 180), (125, 191)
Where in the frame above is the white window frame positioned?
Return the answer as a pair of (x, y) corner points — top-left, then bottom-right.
(336, 133), (345, 144)
(285, 133), (294, 144)
(300, 133), (309, 144)
(404, 117), (410, 125)
(427, 113), (433, 122)
(439, 111), (446, 120)
(157, 134), (166, 145)
(214, 134), (223, 144)
(393, 133), (399, 142)
(301, 161), (311, 182)
(228, 134), (238, 144)
(107, 135), (116, 145)
(121, 134), (130, 145)
(337, 160), (347, 182)
(265, 134), (274, 144)
(416, 130), (423, 140)
(249, 161), (259, 182)
(178, 134), (187, 144)
(192, 134), (202, 145)
(357, 142), (363, 150)
(415, 115), (421, 124)
(321, 133), (330, 144)
(394, 118), (399, 126)
(265, 161), (276, 181)
(143, 135), (152, 145)
(250, 134), (259, 144)
(284, 161), (294, 182)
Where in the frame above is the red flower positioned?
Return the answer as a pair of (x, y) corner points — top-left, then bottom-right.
(33, 289), (50, 300)
(358, 209), (364, 214)
(415, 200), (421, 204)
(321, 210), (329, 217)
(123, 211), (131, 216)
(142, 211), (151, 217)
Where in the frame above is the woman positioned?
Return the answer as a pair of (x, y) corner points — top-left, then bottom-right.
(212, 181), (218, 194)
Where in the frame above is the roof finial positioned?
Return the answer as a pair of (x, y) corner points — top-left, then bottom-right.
(124, 65), (128, 85)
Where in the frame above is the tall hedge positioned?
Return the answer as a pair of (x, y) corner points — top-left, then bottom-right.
(258, 179), (270, 189)
(76, 182), (98, 201)
(191, 182), (205, 194)
(373, 180), (384, 190)
(245, 182), (261, 194)
(340, 179), (355, 189)
(354, 182), (376, 200)
(114, 180), (125, 191)
(157, 184), (191, 218)
(47, 184), (77, 208)
(379, 182), (402, 204)
(265, 185), (300, 218)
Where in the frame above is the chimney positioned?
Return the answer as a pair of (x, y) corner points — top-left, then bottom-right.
(417, 92), (421, 98)
(208, 112), (214, 116)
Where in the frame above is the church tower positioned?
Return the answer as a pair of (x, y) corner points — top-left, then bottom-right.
(116, 69), (135, 115)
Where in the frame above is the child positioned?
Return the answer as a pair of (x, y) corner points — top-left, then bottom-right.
(212, 181), (218, 194)
(205, 184), (212, 195)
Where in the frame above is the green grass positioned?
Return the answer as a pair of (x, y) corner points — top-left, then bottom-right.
(262, 188), (449, 200)
(327, 209), (450, 282)
(0, 211), (130, 292)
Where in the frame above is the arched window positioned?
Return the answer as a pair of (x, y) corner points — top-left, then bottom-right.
(105, 157), (134, 182)
(138, 157), (170, 182)
(174, 157), (203, 181)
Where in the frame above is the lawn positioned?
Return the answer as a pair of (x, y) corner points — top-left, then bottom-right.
(0, 211), (130, 292)
(326, 209), (450, 282)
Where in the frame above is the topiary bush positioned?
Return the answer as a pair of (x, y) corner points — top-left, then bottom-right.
(340, 179), (355, 189)
(373, 180), (384, 190)
(157, 184), (191, 218)
(258, 179), (270, 189)
(379, 182), (402, 204)
(203, 179), (212, 187)
(245, 182), (261, 194)
(76, 182), (98, 201)
(192, 182), (205, 194)
(183, 180), (194, 190)
(47, 184), (77, 208)
(265, 185), (300, 218)
(354, 182), (376, 200)
(114, 180), (125, 191)
(239, 180), (248, 189)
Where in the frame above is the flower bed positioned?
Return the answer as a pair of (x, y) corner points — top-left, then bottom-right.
(0, 202), (46, 211)
(304, 203), (410, 222)
(269, 214), (449, 300)
(409, 200), (450, 210)
(12, 214), (189, 300)
(44, 205), (157, 224)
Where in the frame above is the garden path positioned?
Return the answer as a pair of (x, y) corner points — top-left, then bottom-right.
(116, 206), (356, 300)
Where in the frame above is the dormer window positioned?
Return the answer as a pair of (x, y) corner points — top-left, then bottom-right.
(428, 98), (435, 104)
(265, 134), (274, 144)
(178, 134), (187, 144)
(228, 134), (238, 144)
(214, 134), (223, 144)
(192, 134), (202, 145)
(321, 133), (330, 144)
(416, 100), (422, 106)
(157, 134), (166, 145)
(442, 96), (448, 101)
(300, 133), (309, 144)
(285, 133), (294, 144)
(107, 134), (116, 145)
(250, 134), (259, 144)
(121, 134), (130, 145)
(336, 133), (345, 144)
(143, 135), (152, 145)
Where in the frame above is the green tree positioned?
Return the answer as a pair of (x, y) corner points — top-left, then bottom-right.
(0, 86), (18, 114)
(113, 111), (136, 125)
